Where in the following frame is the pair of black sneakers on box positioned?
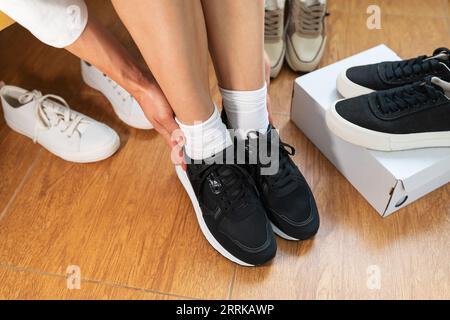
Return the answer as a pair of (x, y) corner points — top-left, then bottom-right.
(176, 119), (320, 266)
(327, 47), (450, 151)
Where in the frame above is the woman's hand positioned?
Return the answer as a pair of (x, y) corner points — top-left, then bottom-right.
(264, 51), (273, 124)
(133, 78), (185, 167)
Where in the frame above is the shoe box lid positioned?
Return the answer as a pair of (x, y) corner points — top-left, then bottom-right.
(291, 44), (450, 217)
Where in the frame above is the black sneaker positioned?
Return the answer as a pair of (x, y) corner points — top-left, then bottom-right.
(327, 76), (450, 151)
(337, 47), (450, 98)
(175, 148), (277, 266)
(245, 127), (320, 241)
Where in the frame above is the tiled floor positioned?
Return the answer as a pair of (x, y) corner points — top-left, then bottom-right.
(0, 0), (449, 299)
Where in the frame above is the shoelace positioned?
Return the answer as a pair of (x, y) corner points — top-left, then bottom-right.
(19, 90), (86, 143)
(265, 8), (284, 41)
(192, 163), (256, 213)
(376, 80), (443, 115)
(292, 0), (327, 36)
(247, 131), (301, 194)
(384, 53), (448, 81)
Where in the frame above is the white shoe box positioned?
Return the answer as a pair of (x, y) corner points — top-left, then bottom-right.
(291, 44), (450, 217)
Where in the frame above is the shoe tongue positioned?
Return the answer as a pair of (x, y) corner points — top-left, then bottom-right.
(265, 0), (285, 10)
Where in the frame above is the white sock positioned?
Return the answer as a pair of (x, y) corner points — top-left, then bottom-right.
(220, 84), (270, 140)
(176, 106), (232, 161)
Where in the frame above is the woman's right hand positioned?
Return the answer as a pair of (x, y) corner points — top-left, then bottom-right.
(133, 79), (185, 168)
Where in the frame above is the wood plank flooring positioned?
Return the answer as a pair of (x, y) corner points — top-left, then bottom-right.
(0, 0), (449, 299)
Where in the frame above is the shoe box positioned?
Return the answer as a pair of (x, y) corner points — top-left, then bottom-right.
(291, 44), (450, 217)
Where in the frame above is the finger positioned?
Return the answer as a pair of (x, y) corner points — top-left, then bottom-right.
(152, 120), (178, 149)
(266, 94), (273, 124)
(160, 115), (181, 136)
(158, 116), (186, 150)
(153, 119), (184, 166)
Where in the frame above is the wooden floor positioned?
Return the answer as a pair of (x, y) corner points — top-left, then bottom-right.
(0, 0), (449, 300)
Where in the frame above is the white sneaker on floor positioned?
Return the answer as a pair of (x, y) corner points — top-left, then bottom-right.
(0, 85), (120, 163)
(286, 0), (328, 72)
(81, 60), (153, 130)
(264, 0), (286, 78)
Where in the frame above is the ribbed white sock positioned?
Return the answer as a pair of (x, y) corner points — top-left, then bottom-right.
(220, 84), (270, 140)
(176, 106), (232, 160)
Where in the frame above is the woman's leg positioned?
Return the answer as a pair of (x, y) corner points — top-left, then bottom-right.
(201, 0), (270, 138)
(111, 0), (213, 125)
(201, 0), (265, 91)
(67, 16), (177, 137)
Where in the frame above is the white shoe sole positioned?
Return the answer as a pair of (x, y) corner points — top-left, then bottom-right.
(326, 100), (450, 151)
(285, 36), (327, 73)
(336, 69), (374, 98)
(270, 45), (286, 78)
(4, 115), (120, 163)
(175, 166), (254, 267)
(81, 68), (152, 130)
(270, 222), (300, 241)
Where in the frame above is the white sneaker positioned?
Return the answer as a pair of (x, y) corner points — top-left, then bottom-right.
(0, 85), (120, 163)
(81, 61), (153, 130)
(286, 0), (328, 72)
(264, 0), (286, 78)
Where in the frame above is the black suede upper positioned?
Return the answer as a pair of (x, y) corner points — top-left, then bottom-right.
(346, 63), (388, 91)
(335, 80), (450, 134)
(246, 127), (320, 240)
(346, 48), (450, 91)
(220, 111), (320, 240)
(186, 152), (276, 265)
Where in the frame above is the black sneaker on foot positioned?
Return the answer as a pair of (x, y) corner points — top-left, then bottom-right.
(176, 148), (277, 266)
(337, 47), (450, 98)
(246, 127), (320, 241)
(327, 76), (450, 151)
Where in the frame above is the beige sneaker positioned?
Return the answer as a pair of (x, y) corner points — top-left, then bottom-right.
(286, 0), (328, 72)
(264, 0), (286, 78)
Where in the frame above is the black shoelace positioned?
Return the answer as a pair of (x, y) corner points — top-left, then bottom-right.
(192, 163), (256, 212)
(247, 131), (300, 194)
(384, 55), (446, 81)
(376, 80), (443, 115)
(269, 142), (298, 191)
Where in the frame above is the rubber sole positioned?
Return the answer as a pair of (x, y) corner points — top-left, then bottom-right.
(270, 222), (300, 241)
(4, 115), (120, 163)
(326, 100), (450, 151)
(175, 166), (255, 267)
(336, 69), (374, 99)
(270, 45), (286, 79)
(285, 36), (327, 73)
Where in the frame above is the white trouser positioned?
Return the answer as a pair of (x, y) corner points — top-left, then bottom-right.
(0, 0), (88, 48)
